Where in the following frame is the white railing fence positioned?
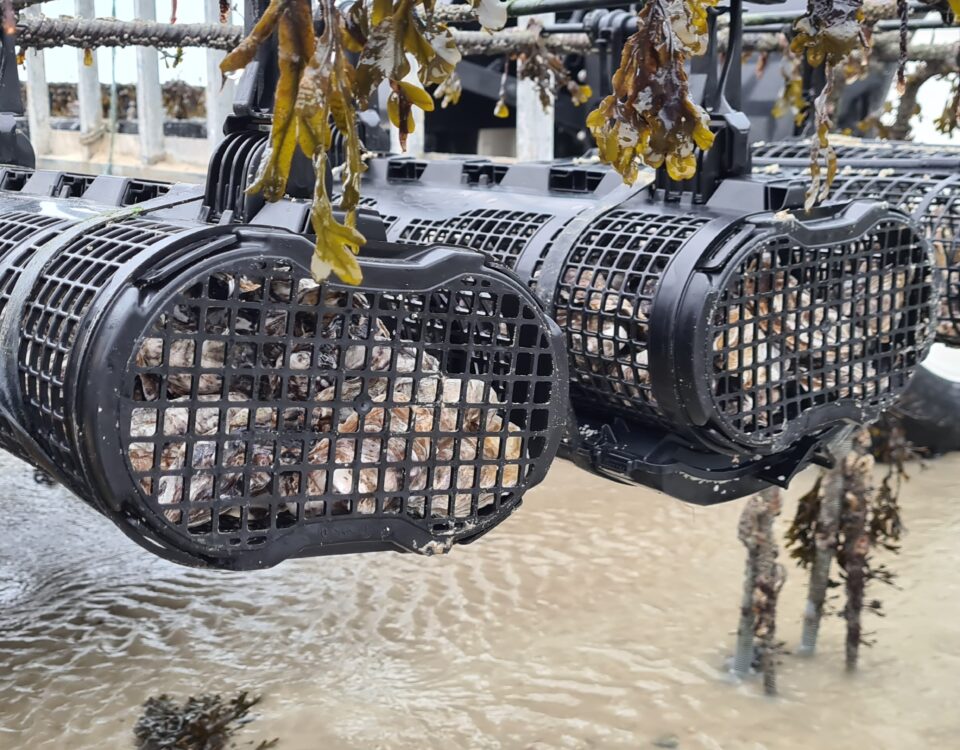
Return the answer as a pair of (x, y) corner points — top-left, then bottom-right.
(18, 1), (557, 178)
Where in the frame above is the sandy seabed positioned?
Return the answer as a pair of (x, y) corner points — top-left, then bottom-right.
(0, 451), (957, 750)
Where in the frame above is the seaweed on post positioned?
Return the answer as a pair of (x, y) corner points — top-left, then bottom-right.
(771, 34), (807, 127)
(837, 432), (874, 672)
(219, 0), (367, 283)
(494, 55), (510, 118)
(514, 19), (592, 112)
(788, 435), (852, 657)
(434, 69), (462, 108)
(935, 73), (960, 135)
(786, 426), (913, 668)
(734, 486), (786, 695)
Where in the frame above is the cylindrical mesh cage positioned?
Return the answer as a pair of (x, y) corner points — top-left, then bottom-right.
(752, 138), (960, 346)
(549, 201), (934, 454)
(355, 157), (938, 500)
(752, 136), (960, 165)
(0, 194), (101, 463)
(919, 183), (960, 346)
(0, 189), (567, 569)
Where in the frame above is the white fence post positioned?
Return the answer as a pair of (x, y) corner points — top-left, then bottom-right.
(133, 0), (165, 164)
(515, 13), (555, 162)
(21, 5), (50, 157)
(204, 0), (235, 149)
(75, 0), (104, 160)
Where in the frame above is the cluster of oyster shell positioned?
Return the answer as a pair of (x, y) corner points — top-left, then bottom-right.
(128, 277), (523, 531)
(556, 267), (658, 407)
(929, 203), (960, 344)
(711, 250), (908, 428)
(554, 249), (912, 433)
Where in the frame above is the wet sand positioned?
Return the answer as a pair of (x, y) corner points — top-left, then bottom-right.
(0, 452), (957, 750)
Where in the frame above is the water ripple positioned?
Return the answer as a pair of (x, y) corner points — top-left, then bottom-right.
(1, 454), (959, 749)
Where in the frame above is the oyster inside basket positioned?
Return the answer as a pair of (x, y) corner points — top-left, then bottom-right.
(75, 230), (567, 569)
(355, 161), (938, 501)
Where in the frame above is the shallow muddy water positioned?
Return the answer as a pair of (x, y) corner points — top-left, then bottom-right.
(0, 451), (957, 750)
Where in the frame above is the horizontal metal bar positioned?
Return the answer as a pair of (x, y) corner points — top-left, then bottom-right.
(744, 17), (954, 34)
(506, 0), (638, 17)
(446, 0), (919, 24)
(741, 0), (926, 26)
(540, 0), (937, 33)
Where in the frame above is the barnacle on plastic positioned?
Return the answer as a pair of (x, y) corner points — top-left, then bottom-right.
(587, 0), (715, 183)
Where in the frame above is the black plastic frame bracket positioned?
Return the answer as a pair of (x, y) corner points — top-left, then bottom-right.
(0, 23), (37, 168)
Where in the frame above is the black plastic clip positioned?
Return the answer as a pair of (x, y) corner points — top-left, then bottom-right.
(0, 22), (36, 169)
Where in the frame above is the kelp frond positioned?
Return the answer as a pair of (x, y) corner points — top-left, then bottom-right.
(220, 0), (488, 285)
(587, 0), (717, 184)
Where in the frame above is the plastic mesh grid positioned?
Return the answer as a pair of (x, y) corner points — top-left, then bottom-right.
(530, 227), (563, 293)
(709, 219), (934, 444)
(19, 218), (186, 483)
(330, 194), (398, 232)
(753, 138), (960, 162)
(824, 169), (954, 216)
(923, 182), (960, 344)
(120, 260), (558, 552)
(0, 211), (65, 317)
(0, 211), (70, 460)
(771, 166), (960, 346)
(397, 209), (552, 269)
(758, 164), (955, 212)
(554, 209), (708, 422)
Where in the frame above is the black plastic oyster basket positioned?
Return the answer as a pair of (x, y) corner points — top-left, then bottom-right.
(0, 210), (71, 462)
(752, 136), (960, 167)
(356, 157), (938, 501)
(0, 195), (567, 569)
(917, 182), (960, 346)
(753, 138), (960, 347)
(0, 186), (118, 465)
